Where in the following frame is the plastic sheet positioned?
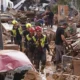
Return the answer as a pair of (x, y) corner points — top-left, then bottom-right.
(0, 50), (34, 72)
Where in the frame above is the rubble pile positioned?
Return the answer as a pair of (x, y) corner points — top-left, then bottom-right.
(24, 70), (42, 80)
(46, 73), (80, 80)
(1, 5), (80, 80)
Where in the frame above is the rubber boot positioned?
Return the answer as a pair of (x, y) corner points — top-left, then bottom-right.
(41, 65), (45, 74)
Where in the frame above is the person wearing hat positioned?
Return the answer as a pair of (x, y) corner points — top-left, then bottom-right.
(23, 23), (32, 49)
(23, 23), (32, 38)
(11, 20), (23, 51)
(25, 27), (36, 63)
(33, 26), (50, 73)
(26, 23), (32, 28)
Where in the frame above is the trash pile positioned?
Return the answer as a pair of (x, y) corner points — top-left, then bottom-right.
(1, 6), (80, 80)
(46, 73), (80, 80)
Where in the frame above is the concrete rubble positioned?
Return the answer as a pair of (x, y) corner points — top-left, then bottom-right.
(1, 7), (80, 80)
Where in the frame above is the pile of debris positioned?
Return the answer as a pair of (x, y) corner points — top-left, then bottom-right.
(24, 70), (42, 80)
(46, 73), (80, 80)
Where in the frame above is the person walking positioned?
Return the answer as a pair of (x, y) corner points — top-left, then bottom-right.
(11, 20), (23, 51)
(34, 26), (50, 72)
(25, 27), (36, 63)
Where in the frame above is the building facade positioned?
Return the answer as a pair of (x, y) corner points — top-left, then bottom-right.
(0, 0), (13, 11)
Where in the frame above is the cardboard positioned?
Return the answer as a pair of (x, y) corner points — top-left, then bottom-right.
(4, 44), (19, 50)
(73, 59), (80, 76)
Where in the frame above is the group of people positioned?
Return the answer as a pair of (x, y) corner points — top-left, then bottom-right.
(10, 7), (54, 73)
(10, 6), (79, 72)
(11, 16), (78, 72)
(11, 19), (51, 72)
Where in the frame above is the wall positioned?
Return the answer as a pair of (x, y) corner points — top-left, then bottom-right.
(0, 0), (13, 11)
(0, 0), (9, 11)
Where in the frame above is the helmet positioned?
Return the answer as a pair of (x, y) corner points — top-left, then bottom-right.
(29, 27), (35, 33)
(12, 20), (18, 25)
(26, 23), (32, 28)
(35, 26), (42, 32)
